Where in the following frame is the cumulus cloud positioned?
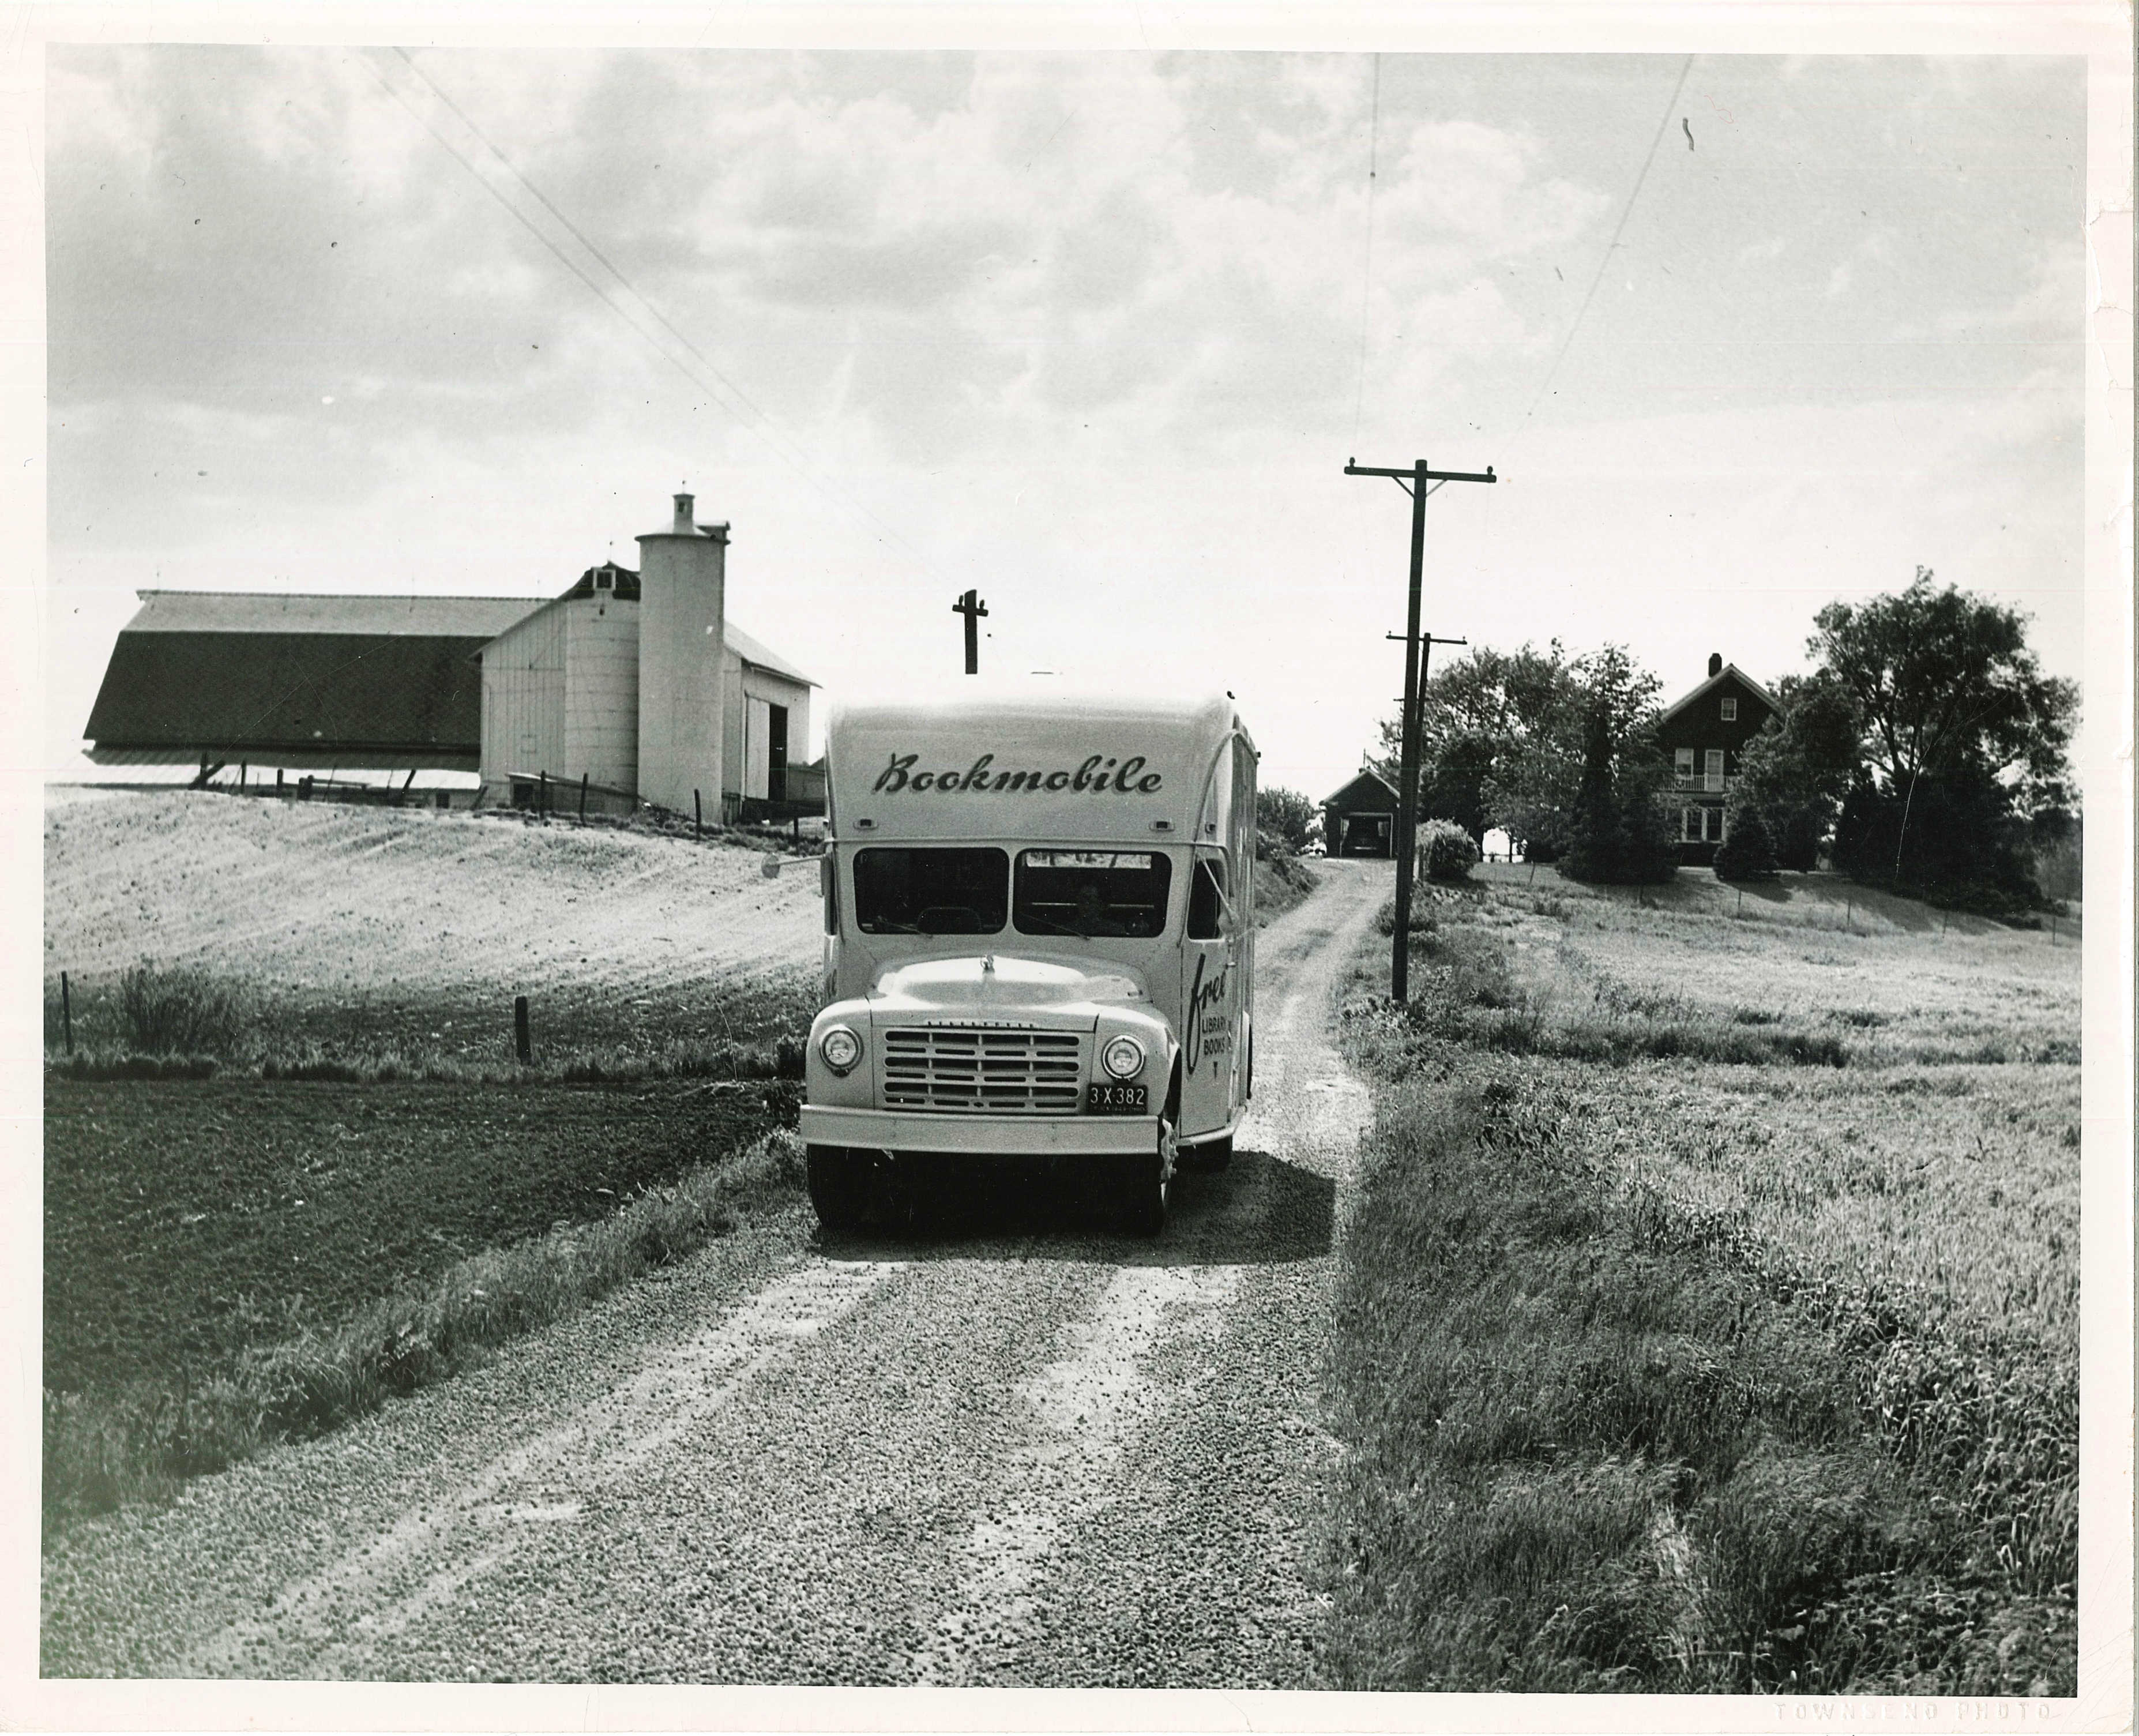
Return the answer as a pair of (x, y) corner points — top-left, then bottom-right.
(50, 47), (1609, 491)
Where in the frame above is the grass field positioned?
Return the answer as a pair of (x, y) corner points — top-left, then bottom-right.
(1320, 865), (2079, 1695)
(44, 1079), (795, 1396)
(42, 793), (828, 1530)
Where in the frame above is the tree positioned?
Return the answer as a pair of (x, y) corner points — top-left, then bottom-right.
(1731, 672), (1860, 870)
(1256, 786), (1317, 854)
(1371, 642), (1580, 849)
(1481, 644), (1657, 864)
(1554, 647), (1676, 885)
(1560, 702), (1623, 881)
(1714, 805), (1780, 880)
(1809, 570), (2076, 888)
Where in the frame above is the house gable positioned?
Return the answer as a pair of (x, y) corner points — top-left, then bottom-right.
(1320, 769), (1400, 813)
(1656, 665), (1779, 756)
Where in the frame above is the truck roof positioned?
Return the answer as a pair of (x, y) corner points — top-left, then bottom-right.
(826, 692), (1252, 846)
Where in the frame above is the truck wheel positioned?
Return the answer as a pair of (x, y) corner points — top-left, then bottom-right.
(807, 1144), (873, 1233)
(1121, 1115), (1175, 1237)
(1179, 1135), (1232, 1173)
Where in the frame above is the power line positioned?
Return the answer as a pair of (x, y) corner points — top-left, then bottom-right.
(356, 50), (945, 580)
(1512, 54), (1694, 436)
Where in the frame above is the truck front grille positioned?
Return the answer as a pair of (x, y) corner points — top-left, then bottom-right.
(881, 1027), (1084, 1114)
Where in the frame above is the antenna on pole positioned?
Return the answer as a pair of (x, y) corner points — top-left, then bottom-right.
(952, 589), (990, 675)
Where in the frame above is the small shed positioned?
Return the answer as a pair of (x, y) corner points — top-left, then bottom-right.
(722, 620), (818, 818)
(1320, 769), (1401, 858)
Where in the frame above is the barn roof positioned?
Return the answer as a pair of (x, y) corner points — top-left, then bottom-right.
(726, 619), (816, 686)
(118, 589), (546, 638)
(84, 587), (818, 770)
(82, 591), (544, 769)
(1321, 768), (1400, 811)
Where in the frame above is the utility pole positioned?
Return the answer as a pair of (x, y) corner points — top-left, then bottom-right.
(1385, 630), (1468, 712)
(1345, 456), (1496, 1002)
(952, 588), (989, 675)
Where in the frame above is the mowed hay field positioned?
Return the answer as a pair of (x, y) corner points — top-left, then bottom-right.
(45, 789), (822, 1060)
(1320, 866), (2080, 1696)
(42, 790), (824, 1523)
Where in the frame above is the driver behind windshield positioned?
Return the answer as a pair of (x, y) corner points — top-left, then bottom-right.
(1013, 850), (1171, 938)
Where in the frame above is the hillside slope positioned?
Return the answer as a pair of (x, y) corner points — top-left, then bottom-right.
(44, 791), (821, 1001)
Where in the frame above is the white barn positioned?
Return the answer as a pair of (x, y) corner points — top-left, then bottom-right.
(476, 493), (816, 817)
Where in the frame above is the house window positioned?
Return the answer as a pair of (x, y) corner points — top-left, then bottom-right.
(1681, 807), (1699, 842)
(1705, 749), (1724, 791)
(1721, 697), (1737, 722)
(1675, 747), (1695, 786)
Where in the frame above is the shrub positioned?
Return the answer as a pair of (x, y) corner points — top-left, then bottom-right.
(1256, 785), (1318, 854)
(116, 965), (255, 1055)
(1419, 819), (1480, 882)
(1374, 895), (1437, 938)
(1715, 807), (1780, 880)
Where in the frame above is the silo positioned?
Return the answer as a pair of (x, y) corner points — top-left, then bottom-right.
(635, 493), (728, 817)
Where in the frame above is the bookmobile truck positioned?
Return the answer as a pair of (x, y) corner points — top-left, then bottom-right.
(793, 693), (1257, 1235)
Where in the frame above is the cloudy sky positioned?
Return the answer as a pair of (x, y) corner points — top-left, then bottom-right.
(43, 45), (2088, 796)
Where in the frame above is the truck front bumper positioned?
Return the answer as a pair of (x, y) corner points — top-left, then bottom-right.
(799, 1105), (1159, 1156)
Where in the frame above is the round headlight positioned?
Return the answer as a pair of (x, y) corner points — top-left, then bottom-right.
(1102, 1035), (1145, 1080)
(819, 1025), (863, 1074)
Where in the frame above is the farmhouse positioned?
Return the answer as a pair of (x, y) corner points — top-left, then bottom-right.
(1656, 652), (1779, 865)
(1320, 768), (1401, 858)
(82, 493), (818, 820)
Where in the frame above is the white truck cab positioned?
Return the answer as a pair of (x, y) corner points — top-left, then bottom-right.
(799, 693), (1257, 1234)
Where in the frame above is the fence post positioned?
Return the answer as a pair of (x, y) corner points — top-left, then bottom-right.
(61, 971), (72, 1055)
(694, 789), (702, 839)
(539, 770), (548, 824)
(579, 772), (589, 825)
(514, 994), (531, 1065)
(1736, 888), (1744, 918)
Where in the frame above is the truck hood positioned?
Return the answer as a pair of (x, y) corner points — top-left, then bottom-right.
(868, 953), (1153, 1025)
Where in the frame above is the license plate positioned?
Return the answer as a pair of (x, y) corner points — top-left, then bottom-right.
(1085, 1082), (1148, 1114)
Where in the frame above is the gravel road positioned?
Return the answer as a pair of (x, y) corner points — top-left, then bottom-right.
(41, 861), (1390, 1685)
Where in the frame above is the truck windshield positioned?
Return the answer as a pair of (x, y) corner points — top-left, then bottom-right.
(852, 847), (1008, 935)
(1014, 850), (1172, 938)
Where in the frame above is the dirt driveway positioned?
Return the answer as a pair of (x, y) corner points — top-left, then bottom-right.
(41, 861), (1393, 1687)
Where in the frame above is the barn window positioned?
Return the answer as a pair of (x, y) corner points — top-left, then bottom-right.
(1721, 697), (1738, 721)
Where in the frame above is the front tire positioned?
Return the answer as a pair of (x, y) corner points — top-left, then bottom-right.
(807, 1144), (874, 1233)
(1120, 1114), (1176, 1237)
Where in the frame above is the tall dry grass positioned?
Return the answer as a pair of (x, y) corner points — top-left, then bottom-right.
(1321, 873), (2078, 1694)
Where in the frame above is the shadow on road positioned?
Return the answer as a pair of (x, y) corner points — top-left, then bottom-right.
(810, 1145), (1336, 1268)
